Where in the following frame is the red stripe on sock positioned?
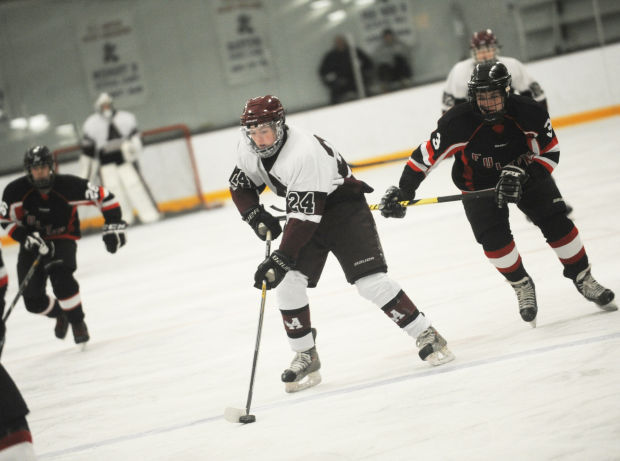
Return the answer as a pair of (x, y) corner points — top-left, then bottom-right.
(485, 241), (516, 259)
(0, 430), (32, 450)
(549, 226), (578, 248)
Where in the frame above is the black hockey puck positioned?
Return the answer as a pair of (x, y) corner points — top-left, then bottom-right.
(239, 414), (256, 424)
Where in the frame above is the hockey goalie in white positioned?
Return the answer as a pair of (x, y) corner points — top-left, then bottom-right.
(79, 93), (160, 225)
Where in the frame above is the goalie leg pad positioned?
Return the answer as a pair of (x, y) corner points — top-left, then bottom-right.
(101, 164), (135, 225)
(118, 163), (161, 224)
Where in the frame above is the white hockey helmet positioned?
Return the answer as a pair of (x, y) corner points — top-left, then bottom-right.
(95, 93), (114, 115)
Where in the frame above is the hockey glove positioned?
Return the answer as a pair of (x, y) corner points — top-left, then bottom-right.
(102, 222), (127, 254)
(495, 165), (529, 208)
(253, 250), (293, 290)
(379, 186), (412, 219)
(24, 232), (54, 257)
(242, 205), (282, 241)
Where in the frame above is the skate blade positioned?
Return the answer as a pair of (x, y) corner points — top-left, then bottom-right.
(528, 318), (537, 328)
(284, 371), (322, 393)
(597, 301), (618, 312)
(425, 347), (455, 366)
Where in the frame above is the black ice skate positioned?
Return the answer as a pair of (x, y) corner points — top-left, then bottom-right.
(281, 328), (321, 393)
(510, 276), (538, 327)
(71, 320), (90, 345)
(416, 326), (455, 366)
(574, 266), (617, 311)
(54, 312), (69, 339)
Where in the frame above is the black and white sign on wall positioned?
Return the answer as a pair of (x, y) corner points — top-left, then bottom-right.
(77, 13), (147, 106)
(356, 0), (415, 50)
(212, 0), (274, 85)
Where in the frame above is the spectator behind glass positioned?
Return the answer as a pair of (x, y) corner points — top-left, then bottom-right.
(373, 28), (413, 93)
(318, 35), (373, 105)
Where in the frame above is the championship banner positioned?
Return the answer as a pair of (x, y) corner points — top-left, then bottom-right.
(212, 0), (274, 85)
(356, 0), (415, 51)
(77, 13), (147, 107)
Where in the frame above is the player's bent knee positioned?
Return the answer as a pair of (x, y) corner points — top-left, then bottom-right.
(355, 272), (401, 306)
(22, 296), (51, 314)
(276, 270), (309, 310)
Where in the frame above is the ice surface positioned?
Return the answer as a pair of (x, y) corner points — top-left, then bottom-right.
(1, 117), (619, 460)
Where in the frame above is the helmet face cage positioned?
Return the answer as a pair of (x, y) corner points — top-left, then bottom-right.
(95, 92), (114, 117)
(470, 29), (498, 64)
(468, 63), (512, 122)
(24, 145), (55, 189)
(240, 95), (286, 158)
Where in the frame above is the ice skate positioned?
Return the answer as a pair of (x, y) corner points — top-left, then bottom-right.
(281, 328), (321, 393)
(510, 276), (538, 327)
(416, 326), (455, 366)
(71, 320), (90, 345)
(54, 312), (69, 339)
(574, 266), (617, 311)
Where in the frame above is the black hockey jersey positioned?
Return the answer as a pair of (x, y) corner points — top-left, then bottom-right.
(0, 174), (122, 242)
(400, 94), (560, 195)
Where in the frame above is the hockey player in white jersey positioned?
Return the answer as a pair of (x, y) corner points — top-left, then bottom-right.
(80, 93), (160, 225)
(442, 29), (547, 114)
(229, 95), (454, 393)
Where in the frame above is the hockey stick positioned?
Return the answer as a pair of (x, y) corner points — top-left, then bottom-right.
(224, 228), (272, 424)
(0, 253), (43, 358)
(368, 188), (495, 211)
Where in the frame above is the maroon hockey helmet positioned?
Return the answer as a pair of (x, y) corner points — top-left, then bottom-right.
(240, 95), (285, 127)
(470, 29), (498, 49)
(240, 95), (286, 158)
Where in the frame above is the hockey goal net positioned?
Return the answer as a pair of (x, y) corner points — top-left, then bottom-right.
(53, 124), (206, 226)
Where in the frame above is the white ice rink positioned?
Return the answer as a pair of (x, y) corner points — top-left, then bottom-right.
(1, 117), (619, 461)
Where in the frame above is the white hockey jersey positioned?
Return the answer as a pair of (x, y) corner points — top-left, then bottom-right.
(232, 125), (352, 224)
(81, 110), (139, 156)
(441, 56), (546, 113)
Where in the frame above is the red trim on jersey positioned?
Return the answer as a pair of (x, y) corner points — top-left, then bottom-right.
(47, 234), (80, 241)
(541, 136), (559, 154)
(560, 247), (586, 265)
(102, 203), (120, 212)
(0, 275), (7, 287)
(406, 160), (424, 173)
(532, 158), (553, 173)
(497, 256), (523, 274)
(549, 226), (579, 248)
(461, 152), (475, 191)
(0, 430), (33, 450)
(484, 241), (516, 258)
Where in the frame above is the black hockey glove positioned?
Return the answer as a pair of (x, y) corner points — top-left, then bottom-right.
(495, 165), (529, 208)
(242, 205), (282, 241)
(24, 232), (54, 257)
(102, 222), (127, 254)
(379, 186), (413, 219)
(253, 250), (293, 290)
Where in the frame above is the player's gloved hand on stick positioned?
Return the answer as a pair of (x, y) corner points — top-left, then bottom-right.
(495, 165), (529, 208)
(379, 186), (412, 219)
(102, 221), (127, 254)
(254, 250), (293, 290)
(24, 232), (54, 257)
(242, 205), (282, 241)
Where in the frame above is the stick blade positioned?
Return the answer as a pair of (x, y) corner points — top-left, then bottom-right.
(224, 407), (253, 424)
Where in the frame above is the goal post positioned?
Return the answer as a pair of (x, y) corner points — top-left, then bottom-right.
(53, 123), (207, 227)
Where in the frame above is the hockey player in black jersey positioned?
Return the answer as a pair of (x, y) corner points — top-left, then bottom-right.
(230, 95), (454, 393)
(0, 146), (127, 346)
(381, 63), (616, 327)
(0, 363), (37, 460)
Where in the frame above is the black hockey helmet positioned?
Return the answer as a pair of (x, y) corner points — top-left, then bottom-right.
(240, 95), (286, 158)
(468, 62), (512, 123)
(24, 145), (55, 189)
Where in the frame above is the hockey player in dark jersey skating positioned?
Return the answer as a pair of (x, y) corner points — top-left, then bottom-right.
(381, 62), (616, 327)
(0, 363), (37, 460)
(230, 95), (454, 392)
(0, 146), (128, 346)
